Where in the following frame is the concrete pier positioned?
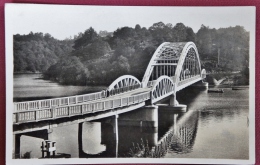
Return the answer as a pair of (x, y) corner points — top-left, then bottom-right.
(118, 105), (158, 128)
(158, 95), (187, 113)
(14, 134), (21, 159)
(113, 115), (119, 142)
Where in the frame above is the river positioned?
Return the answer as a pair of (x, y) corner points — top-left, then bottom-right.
(14, 74), (249, 159)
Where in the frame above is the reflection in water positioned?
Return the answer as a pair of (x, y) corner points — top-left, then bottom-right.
(166, 88), (249, 159)
(126, 110), (198, 157)
(118, 126), (158, 157)
(169, 111), (198, 154)
(78, 122), (108, 158)
(81, 122), (106, 155)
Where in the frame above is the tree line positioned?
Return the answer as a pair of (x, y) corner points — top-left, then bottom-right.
(14, 32), (74, 73)
(13, 22), (249, 85)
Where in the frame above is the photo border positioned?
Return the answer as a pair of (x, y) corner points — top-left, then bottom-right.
(4, 3), (256, 165)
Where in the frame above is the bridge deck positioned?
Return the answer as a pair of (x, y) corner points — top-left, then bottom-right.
(13, 87), (152, 124)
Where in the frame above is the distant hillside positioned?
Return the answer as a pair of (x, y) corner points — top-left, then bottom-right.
(13, 32), (74, 73)
(13, 23), (249, 86)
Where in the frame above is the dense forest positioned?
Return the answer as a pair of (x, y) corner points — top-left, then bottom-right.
(13, 22), (249, 85)
(13, 32), (74, 73)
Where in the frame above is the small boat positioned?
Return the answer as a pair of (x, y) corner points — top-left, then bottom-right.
(232, 86), (248, 90)
(208, 89), (224, 93)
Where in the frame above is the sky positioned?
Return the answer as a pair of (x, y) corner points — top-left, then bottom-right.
(6, 4), (255, 40)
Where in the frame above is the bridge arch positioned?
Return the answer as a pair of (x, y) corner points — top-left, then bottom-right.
(151, 76), (175, 104)
(142, 42), (204, 91)
(107, 75), (141, 96)
(174, 42), (202, 90)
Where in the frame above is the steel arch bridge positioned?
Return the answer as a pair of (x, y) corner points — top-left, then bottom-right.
(142, 42), (204, 90)
(13, 42), (207, 125)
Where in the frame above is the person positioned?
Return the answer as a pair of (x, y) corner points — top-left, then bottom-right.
(106, 89), (110, 97)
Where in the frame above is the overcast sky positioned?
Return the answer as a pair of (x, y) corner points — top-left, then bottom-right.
(6, 4), (255, 40)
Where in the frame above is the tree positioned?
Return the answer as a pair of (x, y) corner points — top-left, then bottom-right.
(135, 24), (141, 31)
(44, 33), (52, 40)
(13, 32), (73, 73)
(186, 27), (196, 42)
(113, 27), (135, 40)
(149, 22), (166, 30)
(172, 23), (187, 42)
(110, 55), (130, 79)
(44, 56), (90, 85)
(73, 27), (99, 49)
(149, 22), (174, 45)
(71, 39), (111, 61)
(196, 24), (215, 59)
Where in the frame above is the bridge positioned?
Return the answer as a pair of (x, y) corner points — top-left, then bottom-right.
(13, 41), (207, 125)
(13, 42), (208, 158)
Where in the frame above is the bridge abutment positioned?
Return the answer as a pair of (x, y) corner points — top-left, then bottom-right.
(118, 105), (158, 128)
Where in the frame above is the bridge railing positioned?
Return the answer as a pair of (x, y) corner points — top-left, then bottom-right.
(108, 84), (141, 96)
(13, 91), (151, 124)
(14, 90), (107, 112)
(178, 75), (201, 86)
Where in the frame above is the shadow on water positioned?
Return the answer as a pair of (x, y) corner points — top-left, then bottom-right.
(176, 86), (208, 106)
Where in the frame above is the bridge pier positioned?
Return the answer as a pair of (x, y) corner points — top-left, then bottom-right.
(158, 95), (187, 113)
(100, 121), (119, 158)
(118, 105), (158, 128)
(13, 134), (21, 158)
(100, 115), (119, 157)
(111, 115), (119, 142)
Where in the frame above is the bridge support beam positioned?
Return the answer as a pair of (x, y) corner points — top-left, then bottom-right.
(113, 115), (119, 142)
(118, 105), (158, 128)
(158, 95), (187, 113)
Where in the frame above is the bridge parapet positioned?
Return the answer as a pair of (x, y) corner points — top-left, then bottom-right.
(14, 91), (107, 111)
(177, 75), (201, 87)
(13, 91), (151, 124)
